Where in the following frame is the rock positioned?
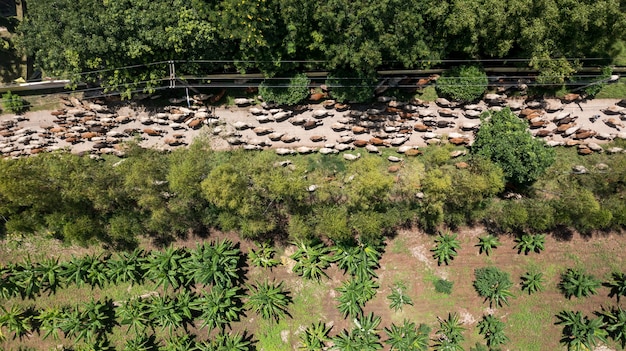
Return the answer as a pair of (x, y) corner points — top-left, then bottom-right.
(572, 165), (588, 174)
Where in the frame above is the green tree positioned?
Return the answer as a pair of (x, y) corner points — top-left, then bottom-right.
(79, 297), (117, 344)
(520, 271), (545, 295)
(556, 310), (607, 351)
(258, 73), (311, 105)
(35, 306), (65, 341)
(1, 91), (27, 114)
(431, 232), (461, 266)
(325, 69), (376, 103)
(146, 293), (188, 336)
(471, 108), (556, 186)
(473, 267), (514, 308)
(559, 268), (600, 299)
(436, 65), (488, 102)
(477, 314), (509, 348)
(245, 280), (292, 323)
(476, 234), (500, 256)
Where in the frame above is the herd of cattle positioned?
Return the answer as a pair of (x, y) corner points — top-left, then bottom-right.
(1, 93), (626, 160)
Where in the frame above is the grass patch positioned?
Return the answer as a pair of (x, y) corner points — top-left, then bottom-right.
(390, 235), (410, 254)
(415, 86), (438, 101)
(507, 296), (555, 351)
(595, 77), (626, 99)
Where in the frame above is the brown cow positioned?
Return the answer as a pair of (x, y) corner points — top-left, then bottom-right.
(353, 140), (369, 147)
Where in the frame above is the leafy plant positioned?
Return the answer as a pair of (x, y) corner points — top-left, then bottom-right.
(248, 242), (280, 269)
(291, 241), (335, 280)
(1, 91), (27, 114)
(334, 239), (384, 281)
(434, 279), (453, 295)
(431, 232), (461, 266)
(473, 267), (514, 307)
(604, 271), (626, 302)
(116, 297), (151, 336)
(183, 240), (242, 288)
(245, 280), (292, 323)
(434, 312), (465, 348)
(555, 310), (607, 351)
(436, 65), (488, 102)
(476, 234), (500, 256)
(326, 69), (376, 103)
(197, 331), (254, 351)
(384, 320), (429, 351)
(520, 271), (545, 295)
(513, 234), (545, 255)
(337, 277), (379, 319)
(194, 284), (244, 332)
(299, 321), (332, 351)
(477, 314), (509, 348)
(258, 73), (310, 105)
(0, 305), (32, 340)
(143, 246), (190, 291)
(596, 305), (626, 348)
(332, 312), (382, 351)
(387, 281), (413, 312)
(559, 268), (600, 299)
(106, 248), (147, 285)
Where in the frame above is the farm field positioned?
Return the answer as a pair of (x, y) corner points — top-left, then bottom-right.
(1, 226), (624, 350)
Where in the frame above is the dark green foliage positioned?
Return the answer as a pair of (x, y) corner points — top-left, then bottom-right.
(583, 66), (613, 97)
(431, 232), (460, 266)
(477, 314), (509, 348)
(513, 234), (545, 255)
(334, 239), (384, 281)
(245, 280), (292, 323)
(434, 279), (453, 295)
(472, 108), (556, 186)
(299, 322), (332, 351)
(384, 320), (429, 351)
(476, 234), (500, 256)
(258, 73), (311, 105)
(434, 312), (465, 348)
(520, 271), (545, 295)
(197, 331), (254, 351)
(194, 285), (244, 332)
(1, 91), (26, 114)
(387, 282), (413, 312)
(0, 305), (32, 340)
(248, 242), (281, 269)
(325, 69), (376, 103)
(555, 310), (607, 351)
(559, 268), (601, 299)
(183, 240), (241, 288)
(605, 272), (626, 302)
(596, 306), (626, 348)
(142, 247), (190, 291)
(473, 267), (514, 308)
(436, 65), (487, 102)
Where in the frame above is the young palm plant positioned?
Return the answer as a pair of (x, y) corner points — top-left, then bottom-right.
(473, 267), (514, 307)
(11, 256), (41, 299)
(387, 281), (413, 312)
(332, 312), (383, 351)
(559, 268), (600, 299)
(334, 239), (384, 281)
(35, 257), (63, 296)
(184, 240), (242, 288)
(116, 296), (151, 336)
(520, 271), (545, 295)
(249, 242), (281, 269)
(0, 305), (32, 340)
(245, 280), (292, 323)
(123, 333), (159, 351)
(35, 306), (65, 341)
(513, 233), (545, 255)
(79, 297), (117, 344)
(477, 314), (509, 348)
(555, 310), (607, 351)
(291, 241), (335, 280)
(434, 312), (466, 350)
(193, 284), (244, 332)
(61, 255), (92, 288)
(596, 305), (626, 348)
(604, 271), (626, 302)
(196, 331), (254, 351)
(475, 234), (500, 256)
(337, 277), (378, 319)
(143, 246), (190, 291)
(431, 232), (461, 266)
(384, 319), (429, 351)
(106, 248), (147, 285)
(146, 293), (186, 336)
(299, 321), (332, 351)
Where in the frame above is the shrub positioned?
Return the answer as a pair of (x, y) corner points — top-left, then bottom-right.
(258, 73), (310, 105)
(387, 281), (413, 312)
(520, 271), (545, 295)
(513, 234), (545, 255)
(559, 268), (600, 299)
(431, 231), (461, 266)
(473, 267), (514, 307)
(434, 278), (453, 295)
(1, 91), (27, 114)
(436, 65), (488, 102)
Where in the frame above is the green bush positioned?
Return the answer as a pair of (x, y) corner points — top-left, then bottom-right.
(2, 91), (27, 114)
(326, 69), (376, 103)
(473, 267), (514, 307)
(258, 73), (310, 105)
(434, 278), (453, 295)
(436, 65), (488, 102)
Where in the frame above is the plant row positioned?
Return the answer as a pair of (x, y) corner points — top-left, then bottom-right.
(0, 240), (243, 300)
